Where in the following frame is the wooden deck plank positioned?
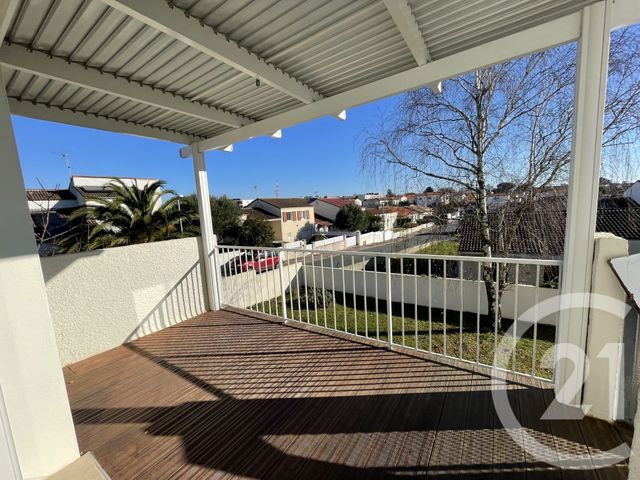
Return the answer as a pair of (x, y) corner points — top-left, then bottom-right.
(64, 309), (630, 480)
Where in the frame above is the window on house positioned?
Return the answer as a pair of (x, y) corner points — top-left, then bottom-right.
(301, 210), (309, 220)
(284, 212), (294, 221)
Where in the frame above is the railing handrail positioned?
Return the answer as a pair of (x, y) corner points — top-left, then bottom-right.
(216, 244), (563, 266)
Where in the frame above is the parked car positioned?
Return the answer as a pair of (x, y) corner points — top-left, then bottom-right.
(232, 250), (279, 273)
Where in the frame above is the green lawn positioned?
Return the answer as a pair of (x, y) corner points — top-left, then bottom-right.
(415, 240), (460, 255)
(253, 292), (555, 380)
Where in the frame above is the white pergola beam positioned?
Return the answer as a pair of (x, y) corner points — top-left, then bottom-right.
(185, 10), (582, 156)
(382, 0), (440, 93)
(9, 99), (196, 144)
(101, 0), (322, 104)
(0, 44), (248, 128)
(611, 0), (640, 28)
(382, 0), (430, 64)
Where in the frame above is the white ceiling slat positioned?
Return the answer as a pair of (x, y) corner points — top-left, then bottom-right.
(185, 10), (582, 156)
(382, 0), (441, 93)
(100, 0), (323, 104)
(0, 43), (248, 128)
(9, 98), (196, 144)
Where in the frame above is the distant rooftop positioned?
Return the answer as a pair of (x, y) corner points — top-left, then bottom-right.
(26, 189), (75, 202)
(241, 207), (278, 221)
(314, 197), (356, 208)
(459, 198), (640, 256)
(254, 198), (311, 209)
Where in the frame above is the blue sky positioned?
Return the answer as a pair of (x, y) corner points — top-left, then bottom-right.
(13, 95), (401, 199)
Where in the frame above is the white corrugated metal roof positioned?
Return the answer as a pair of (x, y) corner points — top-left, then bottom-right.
(0, 0), (597, 145)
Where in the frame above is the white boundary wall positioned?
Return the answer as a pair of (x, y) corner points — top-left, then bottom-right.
(302, 265), (559, 326)
(41, 237), (208, 366)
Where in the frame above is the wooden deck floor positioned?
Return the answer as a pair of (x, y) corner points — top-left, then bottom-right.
(64, 309), (631, 479)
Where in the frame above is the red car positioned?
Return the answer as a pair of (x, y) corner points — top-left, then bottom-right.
(233, 251), (279, 273)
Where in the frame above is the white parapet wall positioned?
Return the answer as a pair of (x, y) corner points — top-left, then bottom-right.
(583, 233), (630, 421)
(41, 237), (208, 366)
(302, 265), (560, 326)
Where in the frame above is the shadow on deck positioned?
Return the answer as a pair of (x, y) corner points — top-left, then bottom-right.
(63, 309), (631, 479)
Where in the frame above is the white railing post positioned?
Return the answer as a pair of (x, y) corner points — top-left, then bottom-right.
(192, 148), (220, 311)
(386, 256), (393, 348)
(278, 250), (288, 322)
(556, 2), (611, 406)
(211, 234), (222, 306)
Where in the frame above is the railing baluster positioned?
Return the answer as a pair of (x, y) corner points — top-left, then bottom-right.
(320, 252), (327, 328)
(374, 256), (380, 340)
(251, 249), (264, 313)
(532, 264), (540, 377)
(272, 251), (279, 318)
(352, 254), (358, 336)
(331, 254), (337, 330)
(476, 262), (481, 364)
(443, 259), (447, 357)
(362, 255), (368, 338)
(513, 264), (520, 372)
(287, 250), (295, 320)
(459, 260), (464, 359)
(341, 254), (347, 333)
(414, 258), (418, 350)
(304, 250), (310, 323)
(278, 249), (287, 321)
(428, 258), (432, 353)
(238, 249), (248, 310)
(386, 256), (393, 348)
(400, 257), (405, 347)
(231, 248), (237, 308)
(311, 251), (318, 326)
(493, 262), (500, 366)
(259, 252), (268, 314)
(296, 250), (302, 322)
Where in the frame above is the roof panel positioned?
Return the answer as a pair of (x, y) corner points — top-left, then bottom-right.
(3, 0), (599, 144)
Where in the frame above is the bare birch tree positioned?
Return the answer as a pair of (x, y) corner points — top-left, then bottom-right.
(362, 26), (640, 330)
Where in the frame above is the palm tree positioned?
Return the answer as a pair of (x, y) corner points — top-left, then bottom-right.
(60, 179), (197, 252)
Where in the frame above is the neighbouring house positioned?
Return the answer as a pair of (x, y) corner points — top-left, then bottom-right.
(623, 180), (640, 204)
(356, 192), (386, 208)
(406, 204), (433, 221)
(246, 198), (315, 243)
(233, 198), (254, 208)
(27, 175), (161, 254)
(485, 192), (515, 211)
(459, 197), (640, 257)
(417, 191), (450, 207)
(310, 197), (362, 222)
(364, 206), (421, 229)
(365, 207), (397, 230)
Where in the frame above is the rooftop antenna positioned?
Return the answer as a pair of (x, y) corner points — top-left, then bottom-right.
(253, 185), (259, 198)
(275, 181), (281, 198)
(53, 152), (71, 179)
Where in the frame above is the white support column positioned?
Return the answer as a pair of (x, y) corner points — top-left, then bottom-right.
(556, 1), (611, 406)
(192, 149), (221, 311)
(0, 71), (79, 478)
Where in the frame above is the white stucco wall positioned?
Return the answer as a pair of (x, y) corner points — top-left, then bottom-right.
(583, 233), (629, 421)
(41, 237), (208, 366)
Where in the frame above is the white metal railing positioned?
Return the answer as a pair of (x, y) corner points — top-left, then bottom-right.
(214, 245), (562, 381)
